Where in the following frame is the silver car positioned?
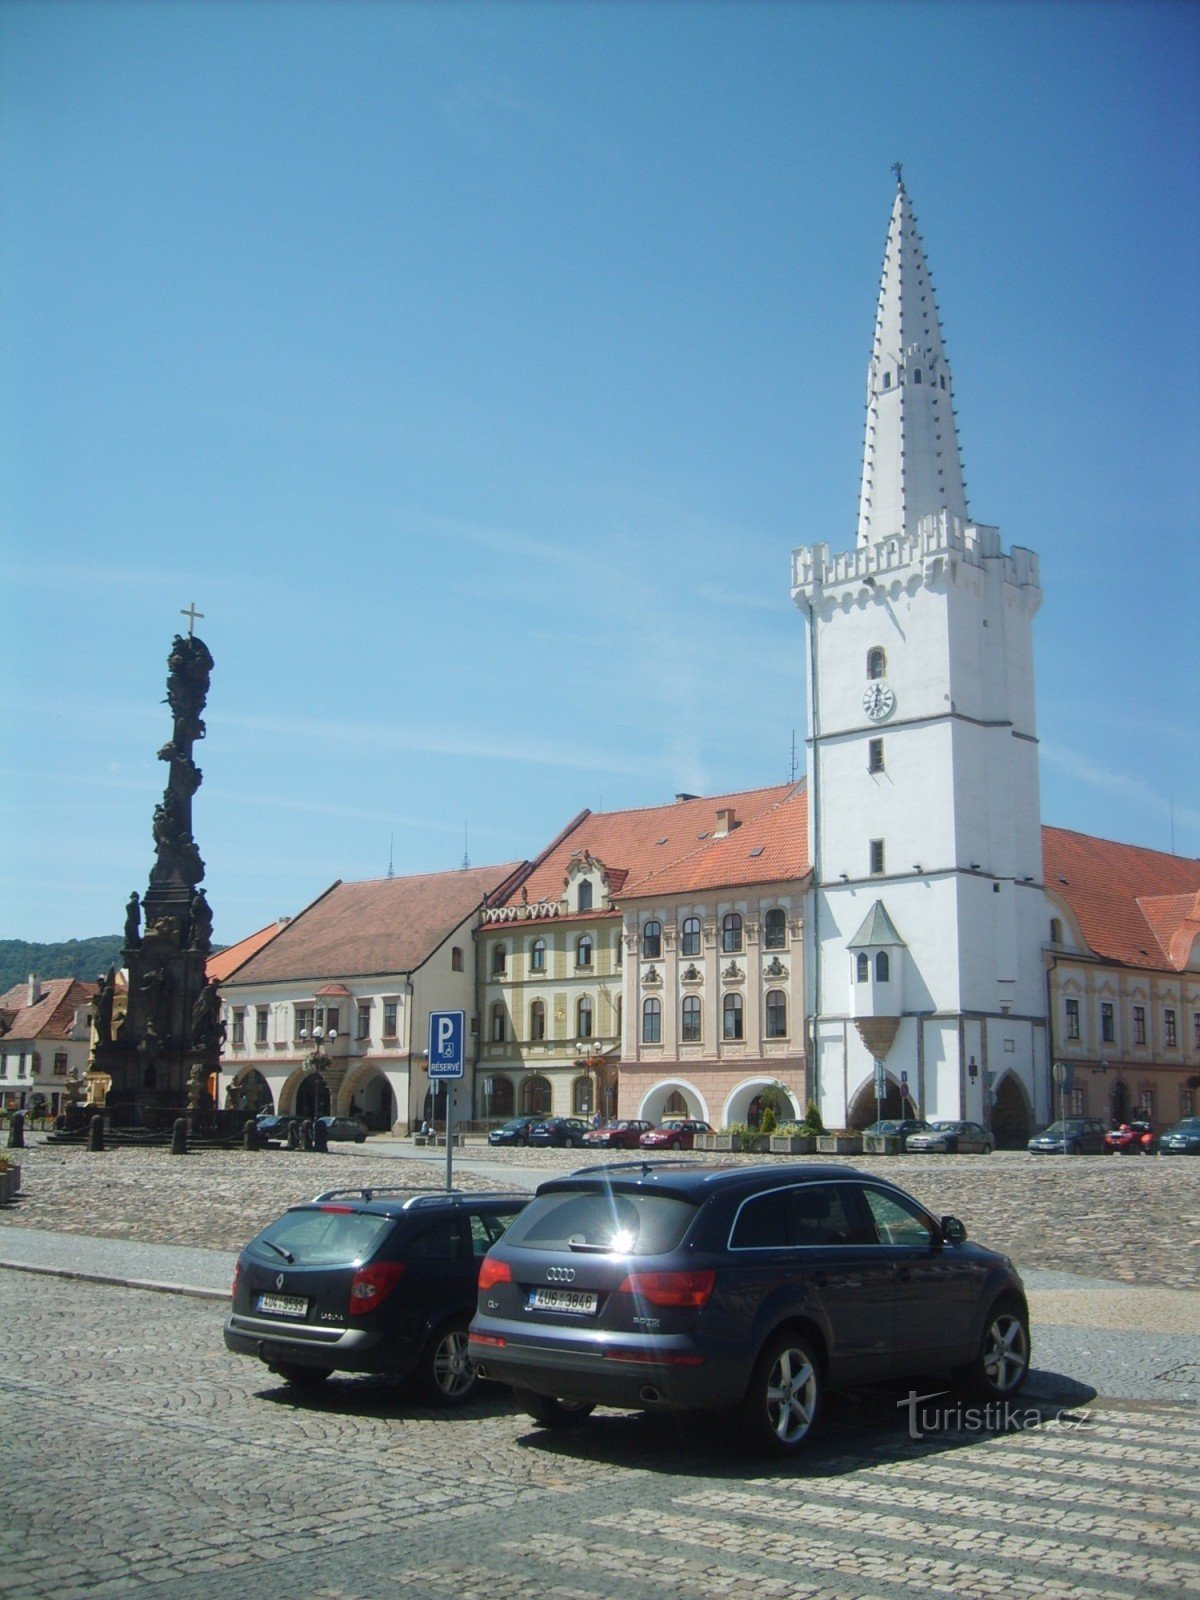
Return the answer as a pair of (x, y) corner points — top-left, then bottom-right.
(907, 1120), (994, 1155)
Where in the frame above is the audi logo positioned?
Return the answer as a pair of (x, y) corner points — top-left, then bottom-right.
(545, 1267), (576, 1284)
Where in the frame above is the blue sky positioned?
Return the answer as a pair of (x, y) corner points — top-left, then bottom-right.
(2, 0), (1197, 945)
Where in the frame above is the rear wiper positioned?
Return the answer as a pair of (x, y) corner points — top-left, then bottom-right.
(568, 1239), (619, 1253)
(261, 1239), (294, 1263)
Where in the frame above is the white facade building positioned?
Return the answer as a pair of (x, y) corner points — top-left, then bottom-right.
(792, 173), (1049, 1131)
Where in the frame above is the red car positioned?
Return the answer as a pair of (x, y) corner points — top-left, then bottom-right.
(582, 1119), (656, 1149)
(639, 1119), (713, 1151)
(1105, 1121), (1156, 1154)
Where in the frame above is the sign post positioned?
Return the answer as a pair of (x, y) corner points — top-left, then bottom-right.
(1052, 1060), (1067, 1130)
(428, 1010), (465, 1191)
(873, 1059), (886, 1124)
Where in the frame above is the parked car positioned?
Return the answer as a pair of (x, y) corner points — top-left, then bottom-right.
(583, 1119), (656, 1150)
(861, 1118), (930, 1148)
(1158, 1117), (1200, 1155)
(469, 1160), (1029, 1457)
(527, 1117), (591, 1149)
(487, 1116), (542, 1148)
(639, 1119), (713, 1151)
(225, 1186), (528, 1402)
(906, 1120), (994, 1155)
(1104, 1121), (1156, 1155)
(1027, 1117), (1108, 1155)
(316, 1115), (369, 1144)
(255, 1114), (299, 1146)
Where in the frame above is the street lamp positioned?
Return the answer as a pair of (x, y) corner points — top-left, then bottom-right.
(299, 1027), (338, 1118)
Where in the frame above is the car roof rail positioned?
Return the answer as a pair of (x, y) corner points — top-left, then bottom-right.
(564, 1157), (703, 1179)
(309, 1186), (527, 1207)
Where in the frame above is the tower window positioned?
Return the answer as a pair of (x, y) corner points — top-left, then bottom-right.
(913, 368), (922, 383)
(883, 372), (892, 389)
(868, 738), (884, 774)
(856, 952), (869, 983)
(870, 840), (885, 876)
(875, 951), (890, 982)
(1049, 918), (1062, 945)
(867, 647), (886, 680)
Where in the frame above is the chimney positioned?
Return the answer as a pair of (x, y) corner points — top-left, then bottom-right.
(675, 792), (699, 803)
(714, 807), (737, 837)
(27, 973), (40, 1007)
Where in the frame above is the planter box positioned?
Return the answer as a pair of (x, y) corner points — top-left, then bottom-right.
(863, 1134), (904, 1156)
(706, 1135), (735, 1152)
(769, 1134), (815, 1155)
(734, 1134), (769, 1154)
(0, 1164), (19, 1205)
(815, 1134), (863, 1155)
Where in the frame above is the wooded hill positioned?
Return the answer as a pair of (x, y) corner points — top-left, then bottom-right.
(0, 937), (124, 998)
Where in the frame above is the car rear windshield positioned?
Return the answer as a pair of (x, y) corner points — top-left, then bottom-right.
(252, 1207), (393, 1265)
(503, 1187), (698, 1256)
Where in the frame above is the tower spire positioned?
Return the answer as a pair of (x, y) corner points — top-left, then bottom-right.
(856, 177), (968, 546)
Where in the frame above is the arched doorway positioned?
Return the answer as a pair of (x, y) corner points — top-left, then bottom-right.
(991, 1072), (1032, 1148)
(520, 1075), (552, 1116)
(228, 1069), (273, 1115)
(848, 1075), (905, 1128)
(725, 1079), (800, 1128)
(295, 1073), (331, 1119)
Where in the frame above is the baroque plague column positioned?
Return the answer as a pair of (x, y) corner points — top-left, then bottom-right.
(91, 623), (223, 1127)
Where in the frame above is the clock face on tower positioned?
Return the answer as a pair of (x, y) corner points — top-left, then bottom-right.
(862, 682), (896, 722)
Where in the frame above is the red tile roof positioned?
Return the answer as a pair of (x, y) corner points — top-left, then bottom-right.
(0, 978), (95, 1042)
(223, 862), (526, 986)
(207, 920), (291, 983)
(1043, 827), (1200, 971)
(493, 783), (809, 913)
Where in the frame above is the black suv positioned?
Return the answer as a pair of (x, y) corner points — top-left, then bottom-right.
(225, 1187), (527, 1403)
(469, 1161), (1029, 1455)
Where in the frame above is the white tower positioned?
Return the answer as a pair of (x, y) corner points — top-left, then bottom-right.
(792, 171), (1049, 1136)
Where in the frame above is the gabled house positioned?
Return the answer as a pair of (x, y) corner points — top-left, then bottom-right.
(0, 975), (96, 1116)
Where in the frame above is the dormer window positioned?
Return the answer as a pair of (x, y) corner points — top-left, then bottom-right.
(577, 880), (593, 913)
(867, 647), (886, 680)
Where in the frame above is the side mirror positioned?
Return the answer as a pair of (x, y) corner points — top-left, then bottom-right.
(941, 1215), (967, 1246)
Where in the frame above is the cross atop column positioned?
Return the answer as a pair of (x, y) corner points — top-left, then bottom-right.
(892, 161), (904, 192)
(180, 602), (205, 636)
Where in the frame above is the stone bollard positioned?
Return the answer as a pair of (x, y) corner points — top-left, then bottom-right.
(243, 1118), (259, 1151)
(171, 1118), (188, 1156)
(7, 1111), (25, 1149)
(300, 1120), (314, 1152)
(312, 1118), (329, 1153)
(88, 1114), (105, 1152)
(287, 1121), (300, 1150)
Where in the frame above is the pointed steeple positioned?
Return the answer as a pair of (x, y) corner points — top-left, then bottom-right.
(856, 171), (968, 546)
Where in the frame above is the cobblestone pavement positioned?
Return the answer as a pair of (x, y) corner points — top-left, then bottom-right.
(2, 1140), (1198, 1289)
(1, 1272), (1197, 1600)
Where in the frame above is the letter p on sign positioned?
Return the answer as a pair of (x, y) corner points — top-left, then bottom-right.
(427, 1010), (465, 1078)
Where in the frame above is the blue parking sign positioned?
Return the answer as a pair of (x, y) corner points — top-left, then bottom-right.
(427, 1010), (465, 1079)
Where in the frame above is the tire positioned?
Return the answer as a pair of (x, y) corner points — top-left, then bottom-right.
(982, 1143), (993, 1155)
(272, 1362), (332, 1388)
(416, 1319), (480, 1407)
(670, 1139), (682, 1151)
(517, 1135), (528, 1147)
(735, 1331), (822, 1457)
(517, 1390), (595, 1430)
(963, 1300), (1031, 1400)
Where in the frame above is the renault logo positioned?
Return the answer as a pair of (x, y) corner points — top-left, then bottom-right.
(275, 1273), (285, 1290)
(546, 1267), (576, 1283)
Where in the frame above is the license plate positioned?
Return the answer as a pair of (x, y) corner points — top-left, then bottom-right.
(257, 1293), (308, 1317)
(528, 1287), (598, 1315)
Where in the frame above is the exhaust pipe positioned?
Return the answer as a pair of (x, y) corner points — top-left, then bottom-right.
(639, 1385), (662, 1404)
(474, 1361), (488, 1379)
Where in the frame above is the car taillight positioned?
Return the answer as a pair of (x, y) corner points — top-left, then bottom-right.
(477, 1257), (513, 1292)
(231, 1260), (241, 1303)
(616, 1269), (716, 1308)
(348, 1260), (405, 1315)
